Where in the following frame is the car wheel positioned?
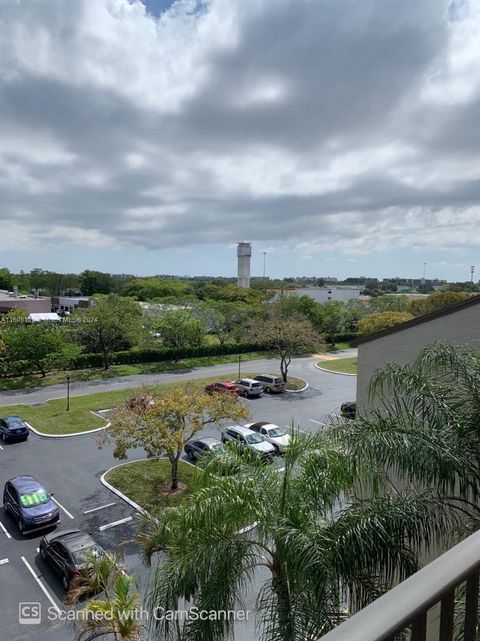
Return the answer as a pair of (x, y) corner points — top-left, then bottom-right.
(40, 546), (47, 560)
(62, 574), (69, 590)
(187, 449), (195, 461)
(1, 433), (6, 442)
(18, 520), (24, 533)
(265, 386), (271, 393)
(273, 444), (280, 454)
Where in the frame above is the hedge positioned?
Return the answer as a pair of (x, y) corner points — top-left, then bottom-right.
(72, 342), (267, 369)
(333, 332), (359, 343)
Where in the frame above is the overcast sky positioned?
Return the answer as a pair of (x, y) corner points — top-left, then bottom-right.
(1, 0), (479, 280)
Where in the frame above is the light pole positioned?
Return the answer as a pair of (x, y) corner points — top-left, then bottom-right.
(238, 355), (242, 379)
(262, 251), (267, 279)
(66, 375), (70, 412)
(470, 265), (475, 283)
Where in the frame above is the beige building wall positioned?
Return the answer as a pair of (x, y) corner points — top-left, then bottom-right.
(357, 303), (480, 415)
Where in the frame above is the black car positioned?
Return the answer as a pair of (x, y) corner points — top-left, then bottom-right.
(340, 402), (356, 420)
(184, 437), (225, 461)
(3, 476), (59, 533)
(0, 416), (29, 442)
(39, 529), (104, 589)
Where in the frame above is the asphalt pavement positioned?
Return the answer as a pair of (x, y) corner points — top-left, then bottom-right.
(0, 356), (356, 641)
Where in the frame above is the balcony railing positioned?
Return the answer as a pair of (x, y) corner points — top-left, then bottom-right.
(319, 529), (480, 641)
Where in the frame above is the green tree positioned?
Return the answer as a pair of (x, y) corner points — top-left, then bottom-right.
(139, 429), (472, 641)
(255, 303), (321, 381)
(155, 309), (205, 357)
(357, 311), (414, 336)
(101, 386), (249, 490)
(3, 322), (66, 377)
(0, 267), (13, 290)
(122, 277), (190, 301)
(67, 552), (142, 641)
(321, 301), (345, 346)
(73, 294), (142, 369)
(79, 270), (115, 296)
(408, 291), (471, 316)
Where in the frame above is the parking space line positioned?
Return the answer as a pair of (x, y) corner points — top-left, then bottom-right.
(284, 425), (310, 435)
(0, 445), (3, 450)
(51, 497), (74, 519)
(0, 558), (9, 565)
(309, 419), (325, 426)
(21, 556), (62, 614)
(99, 516), (133, 531)
(84, 501), (116, 514)
(0, 520), (12, 539)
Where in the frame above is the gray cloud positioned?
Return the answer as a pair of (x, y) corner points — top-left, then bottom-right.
(0, 0), (479, 257)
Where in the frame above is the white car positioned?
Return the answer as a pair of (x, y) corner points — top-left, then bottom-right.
(245, 421), (291, 454)
(221, 425), (275, 460)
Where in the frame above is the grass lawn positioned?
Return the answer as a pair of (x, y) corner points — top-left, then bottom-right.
(317, 357), (357, 374)
(0, 351), (275, 392)
(284, 376), (307, 391)
(105, 459), (196, 511)
(1, 371), (257, 435)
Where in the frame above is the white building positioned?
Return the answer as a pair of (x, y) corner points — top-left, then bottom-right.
(268, 286), (361, 303)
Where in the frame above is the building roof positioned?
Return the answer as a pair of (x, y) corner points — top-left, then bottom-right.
(352, 294), (480, 346)
(28, 313), (61, 322)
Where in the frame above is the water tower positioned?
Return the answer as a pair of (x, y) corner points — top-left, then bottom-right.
(237, 241), (251, 289)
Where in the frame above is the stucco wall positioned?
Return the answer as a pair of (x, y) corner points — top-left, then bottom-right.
(357, 303), (480, 415)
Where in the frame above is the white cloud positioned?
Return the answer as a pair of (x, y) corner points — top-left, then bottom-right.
(0, 0), (479, 258)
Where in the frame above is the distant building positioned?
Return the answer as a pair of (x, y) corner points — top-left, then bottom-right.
(0, 290), (51, 314)
(237, 241), (251, 289)
(51, 296), (90, 313)
(268, 286), (361, 303)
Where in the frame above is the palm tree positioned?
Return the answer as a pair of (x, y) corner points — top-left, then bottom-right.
(138, 427), (475, 641)
(66, 552), (142, 641)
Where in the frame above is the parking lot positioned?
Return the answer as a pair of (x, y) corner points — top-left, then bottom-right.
(0, 358), (355, 640)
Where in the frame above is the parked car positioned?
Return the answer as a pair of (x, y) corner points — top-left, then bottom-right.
(340, 402), (356, 420)
(221, 425), (275, 460)
(234, 378), (263, 398)
(0, 416), (29, 442)
(205, 381), (239, 395)
(3, 475), (60, 534)
(40, 529), (104, 589)
(184, 437), (225, 461)
(245, 421), (291, 453)
(253, 374), (285, 394)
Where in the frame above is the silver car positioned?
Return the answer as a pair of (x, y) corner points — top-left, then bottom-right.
(234, 378), (263, 398)
(221, 425), (275, 460)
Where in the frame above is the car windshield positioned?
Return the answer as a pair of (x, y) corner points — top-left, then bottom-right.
(72, 545), (103, 565)
(210, 443), (225, 453)
(20, 488), (49, 508)
(6, 419), (25, 428)
(251, 382), (262, 388)
(245, 433), (264, 444)
(268, 428), (287, 437)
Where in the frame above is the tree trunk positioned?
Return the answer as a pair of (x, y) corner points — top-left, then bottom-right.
(270, 551), (294, 641)
(280, 355), (288, 383)
(102, 349), (109, 371)
(170, 457), (179, 490)
(37, 362), (46, 378)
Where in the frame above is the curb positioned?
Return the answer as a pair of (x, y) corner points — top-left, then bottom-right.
(100, 457), (198, 516)
(284, 379), (309, 393)
(100, 460), (149, 515)
(25, 417), (110, 438)
(314, 363), (357, 377)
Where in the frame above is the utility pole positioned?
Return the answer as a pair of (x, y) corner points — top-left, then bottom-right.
(471, 265), (475, 283)
(66, 375), (71, 411)
(262, 251), (267, 279)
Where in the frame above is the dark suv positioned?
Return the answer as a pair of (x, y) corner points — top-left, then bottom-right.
(3, 476), (60, 533)
(0, 416), (29, 442)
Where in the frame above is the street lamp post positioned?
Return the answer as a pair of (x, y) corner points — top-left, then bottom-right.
(66, 375), (70, 412)
(238, 355), (242, 379)
(262, 251), (267, 279)
(470, 266), (475, 283)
